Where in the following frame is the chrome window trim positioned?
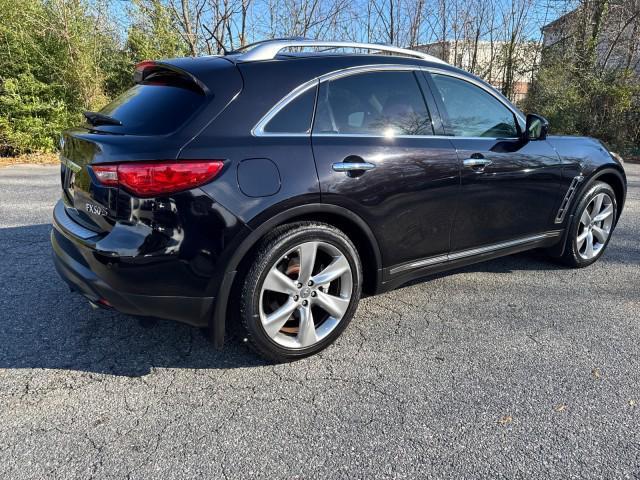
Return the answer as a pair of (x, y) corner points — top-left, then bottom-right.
(251, 79), (319, 137)
(312, 133), (519, 141)
(389, 231), (562, 275)
(251, 64), (525, 138)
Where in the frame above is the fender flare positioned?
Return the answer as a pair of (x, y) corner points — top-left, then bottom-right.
(210, 203), (383, 347)
(589, 165), (627, 213)
(549, 165), (627, 257)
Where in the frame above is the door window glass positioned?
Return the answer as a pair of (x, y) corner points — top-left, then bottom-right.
(313, 71), (433, 136)
(263, 87), (316, 134)
(431, 74), (519, 138)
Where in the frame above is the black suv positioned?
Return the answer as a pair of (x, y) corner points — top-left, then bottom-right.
(52, 40), (627, 361)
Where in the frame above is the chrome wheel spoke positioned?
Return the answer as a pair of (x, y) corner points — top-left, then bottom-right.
(263, 268), (297, 295)
(263, 299), (298, 338)
(297, 242), (318, 284)
(312, 255), (349, 285)
(314, 291), (350, 319)
(592, 225), (608, 243)
(584, 231), (595, 258)
(297, 306), (317, 347)
(576, 230), (588, 249)
(580, 209), (591, 226)
(592, 193), (604, 217)
(593, 204), (613, 222)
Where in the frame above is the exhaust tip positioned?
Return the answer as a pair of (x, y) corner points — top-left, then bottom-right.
(89, 298), (113, 310)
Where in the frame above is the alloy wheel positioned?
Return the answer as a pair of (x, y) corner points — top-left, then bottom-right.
(576, 192), (614, 260)
(258, 241), (353, 349)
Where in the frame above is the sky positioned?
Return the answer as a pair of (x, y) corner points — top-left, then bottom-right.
(102, 0), (579, 50)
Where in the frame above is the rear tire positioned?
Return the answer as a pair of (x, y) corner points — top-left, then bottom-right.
(239, 222), (362, 362)
(559, 181), (617, 268)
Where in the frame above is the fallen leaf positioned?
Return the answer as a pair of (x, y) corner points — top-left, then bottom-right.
(498, 415), (513, 425)
(554, 404), (567, 412)
(592, 368), (601, 379)
(629, 399), (636, 407)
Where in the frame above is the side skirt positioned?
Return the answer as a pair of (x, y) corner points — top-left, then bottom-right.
(380, 230), (563, 292)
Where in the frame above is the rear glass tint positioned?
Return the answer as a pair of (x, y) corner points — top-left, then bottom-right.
(93, 77), (206, 135)
(263, 87), (316, 134)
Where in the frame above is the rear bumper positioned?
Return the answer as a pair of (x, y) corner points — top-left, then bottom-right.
(51, 200), (214, 327)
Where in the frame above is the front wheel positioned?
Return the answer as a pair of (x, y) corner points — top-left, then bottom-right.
(560, 181), (617, 267)
(239, 222), (362, 362)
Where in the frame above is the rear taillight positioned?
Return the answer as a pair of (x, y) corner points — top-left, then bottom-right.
(92, 165), (119, 186)
(91, 160), (224, 197)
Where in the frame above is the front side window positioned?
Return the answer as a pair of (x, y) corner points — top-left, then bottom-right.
(430, 74), (519, 138)
(313, 71), (433, 136)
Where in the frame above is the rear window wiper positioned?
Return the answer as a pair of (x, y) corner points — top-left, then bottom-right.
(83, 111), (122, 127)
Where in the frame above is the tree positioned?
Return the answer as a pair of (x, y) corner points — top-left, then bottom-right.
(525, 0), (640, 153)
(127, 0), (189, 60)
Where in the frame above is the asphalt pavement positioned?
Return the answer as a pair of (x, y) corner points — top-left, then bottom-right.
(0, 162), (639, 479)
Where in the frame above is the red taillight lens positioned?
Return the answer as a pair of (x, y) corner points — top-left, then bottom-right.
(92, 165), (118, 186)
(92, 160), (224, 197)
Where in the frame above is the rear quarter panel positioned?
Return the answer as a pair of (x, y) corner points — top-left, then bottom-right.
(179, 59), (332, 223)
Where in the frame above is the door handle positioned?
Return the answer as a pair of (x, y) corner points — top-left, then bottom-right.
(332, 162), (376, 173)
(463, 158), (492, 170)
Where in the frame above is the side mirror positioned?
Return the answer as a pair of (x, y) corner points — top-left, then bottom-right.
(524, 113), (549, 141)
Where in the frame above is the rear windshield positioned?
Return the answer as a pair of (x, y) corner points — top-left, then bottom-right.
(91, 76), (206, 135)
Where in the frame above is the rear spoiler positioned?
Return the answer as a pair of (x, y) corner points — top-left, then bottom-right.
(134, 61), (210, 95)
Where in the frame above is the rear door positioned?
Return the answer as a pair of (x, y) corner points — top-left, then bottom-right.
(310, 68), (460, 270)
(425, 71), (564, 251)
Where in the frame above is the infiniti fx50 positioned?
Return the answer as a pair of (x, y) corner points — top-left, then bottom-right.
(52, 40), (627, 361)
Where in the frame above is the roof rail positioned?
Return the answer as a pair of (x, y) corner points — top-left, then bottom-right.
(235, 39), (447, 64)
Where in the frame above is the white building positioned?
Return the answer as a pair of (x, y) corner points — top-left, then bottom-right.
(541, 5), (640, 74)
(416, 40), (540, 103)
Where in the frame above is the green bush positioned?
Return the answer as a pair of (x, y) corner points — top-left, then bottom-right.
(0, 0), (185, 155)
(525, 62), (639, 154)
(0, 74), (75, 154)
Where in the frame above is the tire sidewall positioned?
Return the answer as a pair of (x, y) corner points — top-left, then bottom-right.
(566, 181), (617, 267)
(242, 224), (362, 361)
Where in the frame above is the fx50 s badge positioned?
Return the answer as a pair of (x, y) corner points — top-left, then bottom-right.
(85, 203), (108, 216)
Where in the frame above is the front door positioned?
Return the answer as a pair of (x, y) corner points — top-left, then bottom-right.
(426, 72), (564, 252)
(310, 69), (460, 269)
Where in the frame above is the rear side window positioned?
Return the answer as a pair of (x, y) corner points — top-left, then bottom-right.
(430, 74), (518, 138)
(263, 87), (316, 134)
(313, 71), (433, 136)
(93, 76), (206, 135)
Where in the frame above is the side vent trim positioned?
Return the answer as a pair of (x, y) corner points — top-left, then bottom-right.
(555, 175), (584, 224)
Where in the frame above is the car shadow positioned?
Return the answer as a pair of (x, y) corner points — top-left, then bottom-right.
(0, 224), (268, 377)
(1, 223), (634, 377)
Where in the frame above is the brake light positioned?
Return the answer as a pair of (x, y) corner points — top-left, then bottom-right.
(92, 161), (224, 197)
(134, 60), (156, 83)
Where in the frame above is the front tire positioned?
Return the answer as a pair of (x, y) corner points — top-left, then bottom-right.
(239, 222), (362, 362)
(560, 181), (617, 268)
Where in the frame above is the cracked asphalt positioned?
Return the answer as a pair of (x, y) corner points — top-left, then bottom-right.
(0, 163), (639, 479)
